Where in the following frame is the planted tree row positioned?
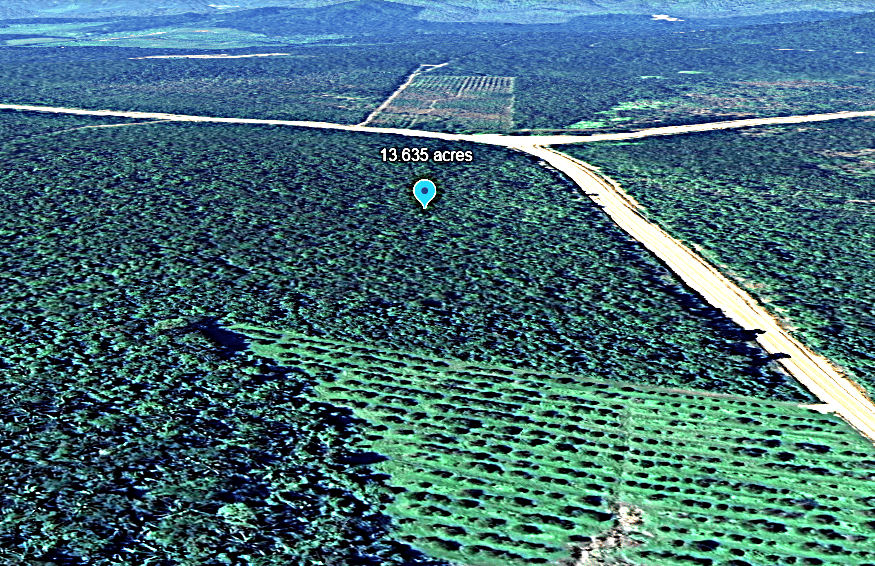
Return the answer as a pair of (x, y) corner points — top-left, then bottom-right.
(241, 328), (875, 566)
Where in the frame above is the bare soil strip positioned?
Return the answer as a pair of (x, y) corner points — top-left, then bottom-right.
(524, 145), (875, 444)
(5, 104), (875, 147)
(558, 503), (648, 566)
(129, 53), (294, 60)
(4, 102), (875, 443)
(356, 61), (451, 127)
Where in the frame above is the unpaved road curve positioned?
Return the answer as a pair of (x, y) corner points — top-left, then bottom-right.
(4, 103), (875, 442)
(524, 145), (875, 443)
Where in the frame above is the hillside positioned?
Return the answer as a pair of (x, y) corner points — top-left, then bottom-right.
(3, 0), (875, 22)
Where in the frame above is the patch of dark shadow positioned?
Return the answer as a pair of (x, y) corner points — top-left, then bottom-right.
(795, 442), (832, 454)
(30, 548), (87, 565)
(123, 314), (437, 564)
(642, 272), (804, 395)
(185, 317), (250, 359)
(0, 34), (70, 40)
(102, 476), (149, 501)
(45, 356), (74, 368)
(752, 352), (792, 366)
(323, 412), (366, 429)
(236, 363), (314, 400)
(210, 474), (273, 505)
(370, 296), (399, 309)
(251, 365), (448, 564)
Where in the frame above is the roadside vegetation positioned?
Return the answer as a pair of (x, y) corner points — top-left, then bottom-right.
(3, 7), (875, 565)
(3, 9), (874, 134)
(0, 38), (481, 124)
(0, 112), (823, 563)
(443, 12), (875, 133)
(561, 118), (875, 395)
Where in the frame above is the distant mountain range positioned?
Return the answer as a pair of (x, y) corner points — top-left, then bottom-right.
(3, 0), (875, 22)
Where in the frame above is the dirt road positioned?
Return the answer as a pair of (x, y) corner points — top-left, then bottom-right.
(505, 110), (875, 145)
(0, 103), (474, 142)
(4, 102), (875, 442)
(524, 145), (875, 443)
(6, 104), (875, 146)
(356, 61), (451, 127)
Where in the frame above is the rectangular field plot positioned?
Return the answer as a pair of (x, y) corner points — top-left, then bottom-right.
(235, 325), (875, 566)
(369, 75), (515, 132)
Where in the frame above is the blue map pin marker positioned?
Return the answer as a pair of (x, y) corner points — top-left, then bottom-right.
(413, 179), (437, 209)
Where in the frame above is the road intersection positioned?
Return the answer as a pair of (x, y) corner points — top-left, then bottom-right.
(4, 102), (875, 442)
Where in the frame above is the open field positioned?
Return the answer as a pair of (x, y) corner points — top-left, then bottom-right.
(236, 326), (875, 566)
(367, 74), (515, 132)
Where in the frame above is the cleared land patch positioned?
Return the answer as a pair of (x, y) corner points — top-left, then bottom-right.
(235, 326), (875, 566)
(367, 75), (515, 131)
(6, 108), (875, 565)
(561, 79), (875, 133)
(128, 53), (301, 60)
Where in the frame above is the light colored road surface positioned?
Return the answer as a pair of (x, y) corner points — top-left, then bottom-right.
(356, 61), (451, 127)
(4, 102), (875, 442)
(524, 145), (875, 444)
(510, 110), (875, 145)
(7, 104), (875, 146)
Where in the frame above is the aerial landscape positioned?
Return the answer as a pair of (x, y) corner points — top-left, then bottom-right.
(2, 1), (875, 565)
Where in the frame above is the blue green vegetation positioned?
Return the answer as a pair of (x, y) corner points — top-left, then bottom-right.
(5, 1), (851, 48)
(0, 113), (806, 398)
(0, 112), (826, 563)
(4, 7), (875, 134)
(238, 328), (875, 566)
(561, 118), (875, 393)
(3, 5), (875, 566)
(0, 43), (453, 124)
(441, 11), (875, 133)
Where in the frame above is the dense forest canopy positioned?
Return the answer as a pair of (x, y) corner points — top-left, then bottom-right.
(3, 3), (875, 566)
